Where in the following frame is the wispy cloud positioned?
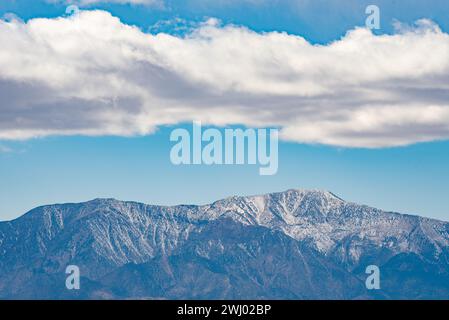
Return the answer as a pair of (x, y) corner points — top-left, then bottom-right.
(0, 145), (13, 153)
(1, 11), (449, 147)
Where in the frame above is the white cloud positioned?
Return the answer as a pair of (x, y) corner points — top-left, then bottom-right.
(1, 11), (449, 147)
(47, 0), (160, 6)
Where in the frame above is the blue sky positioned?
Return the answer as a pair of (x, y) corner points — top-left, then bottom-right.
(3, 0), (449, 43)
(1, 0), (449, 221)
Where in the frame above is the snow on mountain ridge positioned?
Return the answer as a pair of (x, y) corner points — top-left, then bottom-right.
(1, 189), (448, 276)
(199, 189), (449, 257)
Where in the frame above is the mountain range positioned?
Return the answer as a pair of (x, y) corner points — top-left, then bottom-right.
(0, 189), (448, 299)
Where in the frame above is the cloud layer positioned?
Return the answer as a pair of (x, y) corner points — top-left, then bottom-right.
(1, 11), (449, 147)
(47, 0), (159, 6)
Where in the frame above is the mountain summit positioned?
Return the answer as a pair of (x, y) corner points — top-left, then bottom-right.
(0, 189), (448, 299)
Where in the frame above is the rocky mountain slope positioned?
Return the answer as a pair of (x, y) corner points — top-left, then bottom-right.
(0, 189), (448, 299)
